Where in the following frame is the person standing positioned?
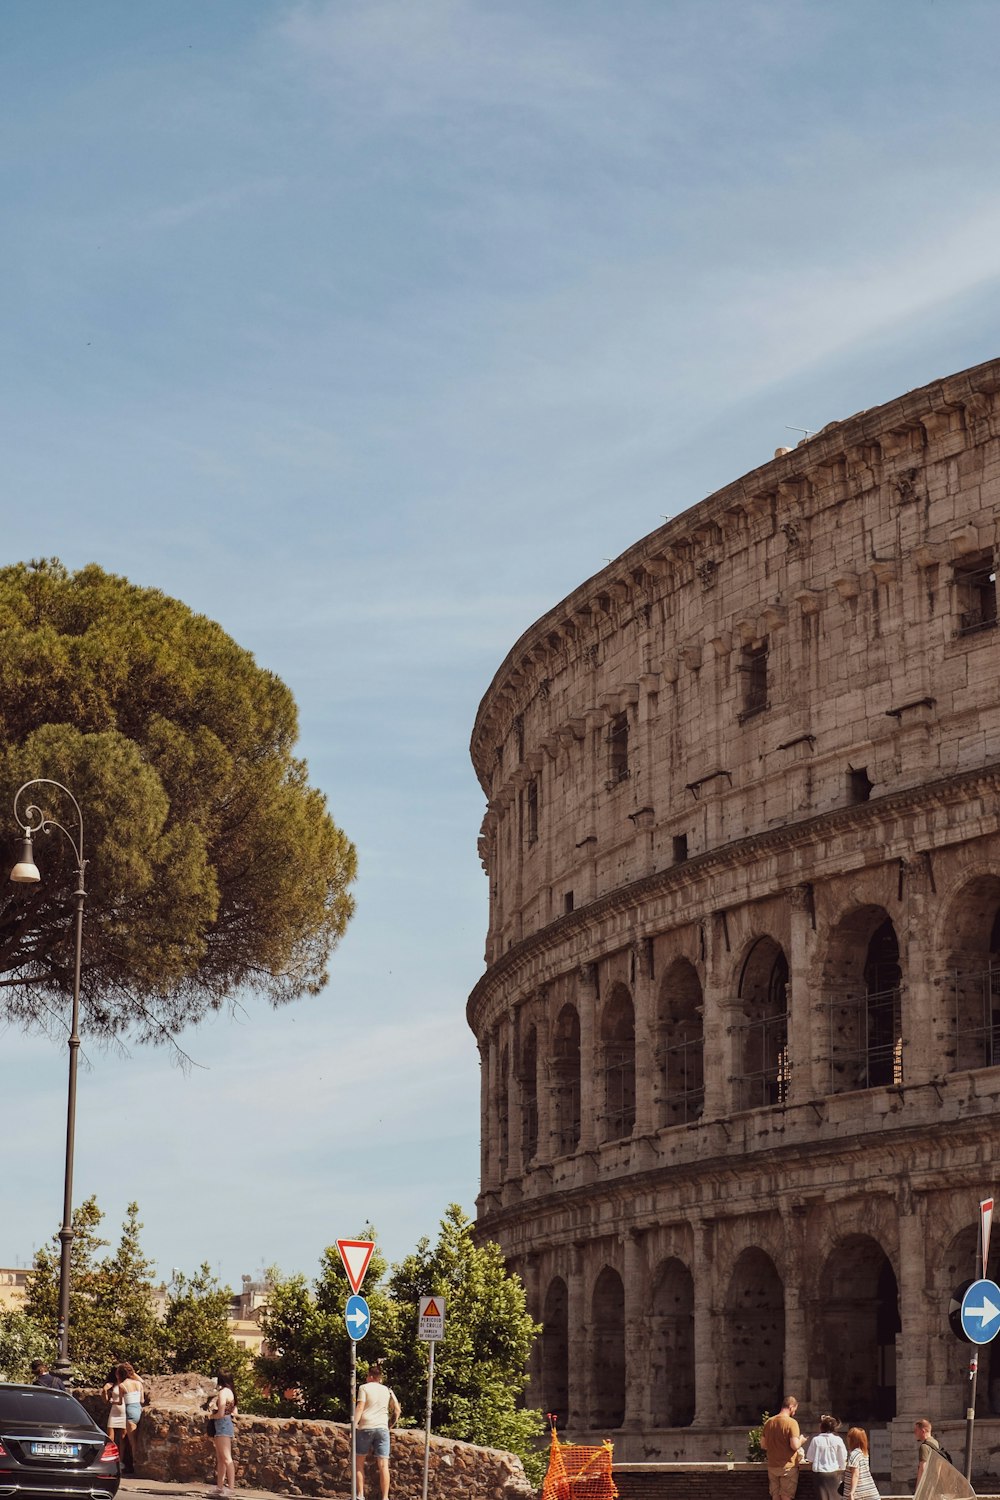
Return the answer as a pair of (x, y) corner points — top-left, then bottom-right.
(206, 1368), (238, 1499)
(354, 1362), (401, 1500)
(762, 1395), (807, 1500)
(101, 1368), (127, 1451)
(845, 1427), (881, 1499)
(805, 1415), (848, 1500)
(116, 1363), (145, 1475)
(29, 1360), (66, 1391)
(913, 1419), (942, 1488)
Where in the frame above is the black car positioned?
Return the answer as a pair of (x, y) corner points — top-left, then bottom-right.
(0, 1383), (120, 1499)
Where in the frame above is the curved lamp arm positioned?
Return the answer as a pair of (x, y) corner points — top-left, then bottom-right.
(12, 779), (85, 882)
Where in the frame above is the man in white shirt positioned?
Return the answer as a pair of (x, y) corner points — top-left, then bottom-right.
(354, 1362), (402, 1500)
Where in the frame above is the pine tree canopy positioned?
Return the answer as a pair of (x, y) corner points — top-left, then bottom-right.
(0, 559), (357, 1042)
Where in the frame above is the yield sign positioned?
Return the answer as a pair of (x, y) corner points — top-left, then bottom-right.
(337, 1238), (375, 1294)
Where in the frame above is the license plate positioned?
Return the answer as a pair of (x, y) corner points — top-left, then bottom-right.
(30, 1442), (80, 1458)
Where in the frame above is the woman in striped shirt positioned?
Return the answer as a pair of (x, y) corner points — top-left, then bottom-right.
(845, 1428), (881, 1500)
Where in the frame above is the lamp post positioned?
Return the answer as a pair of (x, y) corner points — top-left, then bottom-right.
(10, 780), (87, 1382)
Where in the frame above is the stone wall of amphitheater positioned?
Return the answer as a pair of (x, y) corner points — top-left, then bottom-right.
(467, 358), (1000, 1485)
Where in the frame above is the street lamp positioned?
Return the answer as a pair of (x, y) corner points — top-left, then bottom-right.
(9, 780), (87, 1382)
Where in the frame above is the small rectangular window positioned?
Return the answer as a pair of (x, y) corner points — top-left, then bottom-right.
(954, 552), (997, 635)
(564, 890), (574, 914)
(608, 712), (629, 784)
(848, 767), (873, 804)
(739, 639), (769, 720)
(526, 779), (538, 843)
(672, 833), (688, 863)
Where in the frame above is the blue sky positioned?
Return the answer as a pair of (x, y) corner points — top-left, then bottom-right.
(2, 0), (1000, 1291)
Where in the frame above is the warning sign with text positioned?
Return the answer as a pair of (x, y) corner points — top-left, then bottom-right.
(418, 1294), (446, 1342)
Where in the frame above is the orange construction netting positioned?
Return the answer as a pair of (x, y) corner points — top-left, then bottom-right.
(541, 1426), (618, 1500)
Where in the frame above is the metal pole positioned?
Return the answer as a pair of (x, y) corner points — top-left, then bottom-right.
(421, 1339), (435, 1500)
(54, 869), (85, 1380)
(964, 1226), (985, 1480)
(13, 782), (88, 1387)
(964, 1352), (978, 1481)
(350, 1340), (357, 1500)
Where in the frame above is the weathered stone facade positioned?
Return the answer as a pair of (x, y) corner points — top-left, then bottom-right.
(467, 358), (1000, 1485)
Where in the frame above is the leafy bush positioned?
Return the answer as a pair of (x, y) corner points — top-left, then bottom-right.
(748, 1412), (770, 1463)
(0, 1309), (51, 1382)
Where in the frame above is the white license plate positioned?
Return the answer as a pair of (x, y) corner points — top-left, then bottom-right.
(30, 1442), (80, 1458)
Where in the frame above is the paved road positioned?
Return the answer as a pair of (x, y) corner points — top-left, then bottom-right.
(121, 1479), (290, 1500)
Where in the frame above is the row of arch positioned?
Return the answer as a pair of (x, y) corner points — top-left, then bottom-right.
(535, 1227), (997, 1432)
(495, 887), (1000, 1164)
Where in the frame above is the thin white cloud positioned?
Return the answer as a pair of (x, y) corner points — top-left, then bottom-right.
(141, 177), (286, 231)
(276, 0), (607, 121)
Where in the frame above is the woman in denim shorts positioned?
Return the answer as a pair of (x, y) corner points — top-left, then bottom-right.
(115, 1363), (145, 1476)
(354, 1363), (401, 1500)
(207, 1368), (238, 1498)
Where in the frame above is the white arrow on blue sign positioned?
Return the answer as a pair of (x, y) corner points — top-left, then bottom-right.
(960, 1279), (1000, 1344)
(345, 1293), (371, 1342)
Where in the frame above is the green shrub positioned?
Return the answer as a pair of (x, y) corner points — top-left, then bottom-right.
(748, 1412), (770, 1463)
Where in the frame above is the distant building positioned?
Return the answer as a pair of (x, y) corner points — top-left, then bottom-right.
(468, 358), (1000, 1478)
(0, 1268), (30, 1311)
(228, 1275), (271, 1355)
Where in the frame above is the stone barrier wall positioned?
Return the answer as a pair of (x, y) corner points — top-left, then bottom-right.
(615, 1467), (822, 1500)
(76, 1397), (535, 1500)
(612, 1466), (1000, 1500)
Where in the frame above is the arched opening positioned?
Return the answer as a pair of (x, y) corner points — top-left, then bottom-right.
(591, 1267), (626, 1429)
(520, 1026), (538, 1165)
(737, 938), (789, 1110)
(600, 984), (636, 1142)
(657, 960), (704, 1126)
(824, 907), (902, 1091)
(819, 1236), (899, 1421)
(942, 877), (1000, 1071)
(497, 1044), (509, 1177)
(551, 1005), (581, 1156)
(723, 1248), (784, 1423)
(541, 1277), (569, 1429)
(864, 919), (902, 1086)
(650, 1258), (695, 1427)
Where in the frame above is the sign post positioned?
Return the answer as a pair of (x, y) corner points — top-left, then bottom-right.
(338, 1240), (376, 1500)
(955, 1199), (997, 1481)
(418, 1296), (446, 1500)
(350, 1339), (357, 1500)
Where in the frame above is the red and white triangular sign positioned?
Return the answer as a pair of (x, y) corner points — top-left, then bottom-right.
(337, 1238), (375, 1295)
(982, 1199), (994, 1272)
(423, 1298), (441, 1318)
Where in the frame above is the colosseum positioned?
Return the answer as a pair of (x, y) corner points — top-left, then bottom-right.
(467, 358), (1000, 1483)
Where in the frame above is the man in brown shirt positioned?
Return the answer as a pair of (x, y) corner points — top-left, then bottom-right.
(762, 1395), (806, 1500)
(913, 1419), (942, 1489)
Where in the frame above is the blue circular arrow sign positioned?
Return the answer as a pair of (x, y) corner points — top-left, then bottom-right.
(960, 1278), (1000, 1344)
(345, 1293), (371, 1342)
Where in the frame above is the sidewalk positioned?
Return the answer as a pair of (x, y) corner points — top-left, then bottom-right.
(120, 1479), (289, 1500)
